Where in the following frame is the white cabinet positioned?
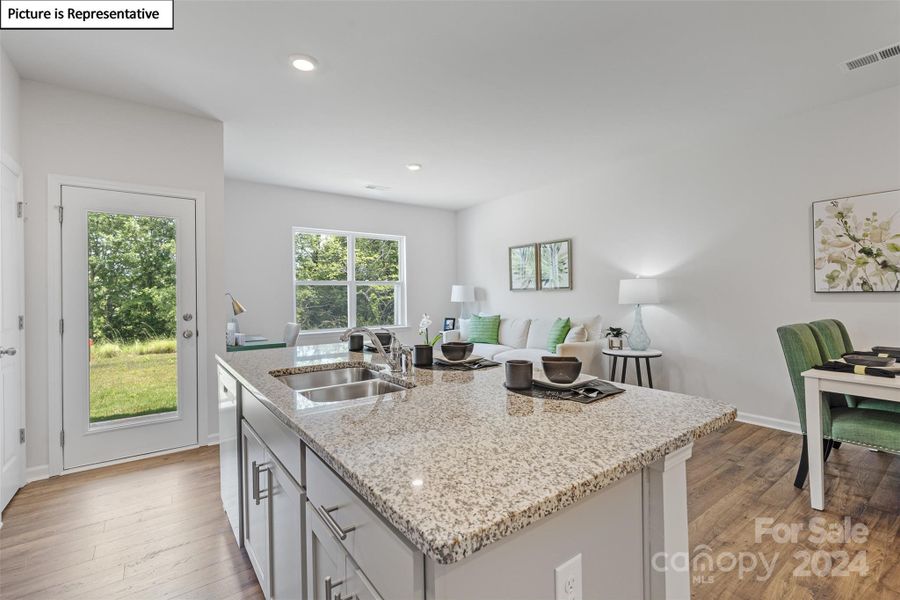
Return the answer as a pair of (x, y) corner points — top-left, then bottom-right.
(242, 421), (270, 595)
(306, 500), (347, 600)
(218, 366), (241, 544)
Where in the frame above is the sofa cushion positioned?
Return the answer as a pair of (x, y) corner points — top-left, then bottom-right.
(458, 318), (471, 341)
(564, 324), (587, 343)
(493, 347), (553, 364)
(468, 314), (501, 344)
(546, 318), (572, 351)
(498, 318), (531, 349)
(570, 315), (603, 341)
(526, 318), (556, 349)
(470, 343), (513, 360)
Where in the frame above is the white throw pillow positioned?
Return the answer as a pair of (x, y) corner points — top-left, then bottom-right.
(498, 318), (531, 349)
(458, 318), (471, 341)
(563, 324), (587, 343)
(526, 318), (556, 349)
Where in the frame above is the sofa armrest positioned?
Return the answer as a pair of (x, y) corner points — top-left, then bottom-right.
(442, 329), (461, 343)
(556, 341), (603, 377)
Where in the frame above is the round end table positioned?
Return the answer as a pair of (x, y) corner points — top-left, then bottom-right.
(601, 348), (662, 388)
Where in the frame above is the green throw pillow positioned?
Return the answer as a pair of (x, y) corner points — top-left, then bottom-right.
(468, 314), (501, 344)
(547, 317), (571, 352)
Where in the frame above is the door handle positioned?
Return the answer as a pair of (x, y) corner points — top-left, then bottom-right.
(325, 577), (351, 600)
(251, 460), (270, 505)
(0, 347), (16, 357)
(182, 313), (193, 321)
(182, 330), (194, 339)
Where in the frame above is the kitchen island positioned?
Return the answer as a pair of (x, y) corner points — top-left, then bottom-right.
(217, 344), (735, 600)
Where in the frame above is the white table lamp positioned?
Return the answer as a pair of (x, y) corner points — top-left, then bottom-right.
(618, 278), (659, 351)
(450, 285), (475, 319)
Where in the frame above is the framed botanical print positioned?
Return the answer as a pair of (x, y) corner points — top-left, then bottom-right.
(539, 239), (572, 290)
(812, 190), (899, 292)
(509, 244), (538, 291)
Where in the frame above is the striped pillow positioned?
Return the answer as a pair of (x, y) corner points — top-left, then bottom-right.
(467, 314), (501, 344)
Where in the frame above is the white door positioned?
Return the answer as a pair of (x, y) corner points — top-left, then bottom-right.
(60, 185), (198, 469)
(0, 162), (25, 511)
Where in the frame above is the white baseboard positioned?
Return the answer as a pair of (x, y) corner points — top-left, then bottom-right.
(737, 411), (802, 435)
(206, 433), (219, 446)
(26, 464), (49, 483)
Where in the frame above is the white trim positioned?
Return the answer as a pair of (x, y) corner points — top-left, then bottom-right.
(51, 443), (202, 476)
(736, 411), (801, 435)
(0, 152), (22, 176)
(207, 433), (220, 446)
(46, 175), (209, 477)
(26, 464), (49, 483)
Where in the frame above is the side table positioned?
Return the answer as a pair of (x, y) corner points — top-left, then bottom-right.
(601, 348), (662, 388)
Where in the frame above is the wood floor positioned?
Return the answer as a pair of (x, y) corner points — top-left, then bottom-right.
(1, 422), (897, 599)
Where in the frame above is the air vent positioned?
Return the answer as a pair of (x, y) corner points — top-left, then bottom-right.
(842, 43), (900, 72)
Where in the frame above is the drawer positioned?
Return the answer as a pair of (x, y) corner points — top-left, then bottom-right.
(218, 365), (238, 397)
(306, 449), (424, 600)
(243, 388), (303, 486)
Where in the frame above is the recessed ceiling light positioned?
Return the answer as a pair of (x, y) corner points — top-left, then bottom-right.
(406, 163), (422, 171)
(290, 55), (318, 72)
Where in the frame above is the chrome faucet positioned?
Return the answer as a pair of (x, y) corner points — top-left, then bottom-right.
(339, 327), (412, 374)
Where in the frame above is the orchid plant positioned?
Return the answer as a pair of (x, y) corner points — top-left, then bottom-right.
(418, 314), (442, 346)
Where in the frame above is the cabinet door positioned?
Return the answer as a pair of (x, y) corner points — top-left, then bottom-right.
(218, 366), (241, 545)
(242, 421), (270, 597)
(346, 559), (385, 600)
(306, 500), (347, 600)
(269, 455), (305, 600)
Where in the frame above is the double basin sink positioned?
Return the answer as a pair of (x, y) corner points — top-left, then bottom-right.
(275, 367), (408, 403)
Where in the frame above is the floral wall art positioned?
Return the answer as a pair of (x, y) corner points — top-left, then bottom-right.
(813, 190), (900, 292)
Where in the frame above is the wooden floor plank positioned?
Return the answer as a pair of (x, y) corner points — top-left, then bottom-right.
(1, 422), (896, 599)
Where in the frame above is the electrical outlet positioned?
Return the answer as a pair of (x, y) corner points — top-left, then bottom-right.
(555, 554), (582, 600)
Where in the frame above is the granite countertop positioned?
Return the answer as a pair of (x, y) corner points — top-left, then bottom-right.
(220, 344), (736, 564)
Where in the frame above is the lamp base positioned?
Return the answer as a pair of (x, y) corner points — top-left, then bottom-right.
(629, 304), (651, 351)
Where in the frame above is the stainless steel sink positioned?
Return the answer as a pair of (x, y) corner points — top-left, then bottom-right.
(276, 367), (380, 391)
(274, 367), (408, 403)
(300, 379), (407, 403)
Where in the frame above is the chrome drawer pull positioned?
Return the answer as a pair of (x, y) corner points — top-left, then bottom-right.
(251, 461), (270, 505)
(325, 576), (345, 600)
(317, 503), (356, 540)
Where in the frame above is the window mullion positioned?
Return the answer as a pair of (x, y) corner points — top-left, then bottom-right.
(347, 234), (356, 328)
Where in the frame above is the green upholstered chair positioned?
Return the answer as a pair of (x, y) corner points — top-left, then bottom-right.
(809, 319), (900, 415)
(777, 323), (900, 489)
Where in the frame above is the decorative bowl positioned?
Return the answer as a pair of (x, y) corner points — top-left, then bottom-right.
(541, 356), (582, 384)
(441, 342), (474, 361)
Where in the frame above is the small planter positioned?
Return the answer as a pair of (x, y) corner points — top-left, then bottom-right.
(413, 344), (433, 366)
(608, 337), (624, 350)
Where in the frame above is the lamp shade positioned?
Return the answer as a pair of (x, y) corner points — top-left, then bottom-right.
(227, 293), (246, 316)
(450, 285), (475, 303)
(618, 278), (659, 305)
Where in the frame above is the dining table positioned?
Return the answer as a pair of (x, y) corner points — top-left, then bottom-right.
(800, 367), (900, 510)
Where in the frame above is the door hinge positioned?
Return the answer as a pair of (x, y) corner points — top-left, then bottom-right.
(19, 428), (25, 444)
(58, 205), (64, 223)
(16, 201), (23, 218)
(60, 430), (65, 447)
(18, 315), (24, 330)
(59, 318), (64, 335)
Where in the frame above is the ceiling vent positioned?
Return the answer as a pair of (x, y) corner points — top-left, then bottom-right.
(842, 43), (900, 72)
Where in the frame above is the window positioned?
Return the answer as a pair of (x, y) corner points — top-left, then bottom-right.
(293, 228), (406, 332)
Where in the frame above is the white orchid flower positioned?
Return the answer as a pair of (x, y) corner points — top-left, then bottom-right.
(418, 313), (432, 335)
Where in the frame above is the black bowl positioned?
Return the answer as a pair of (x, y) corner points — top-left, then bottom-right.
(541, 356), (582, 384)
(441, 342), (474, 361)
(374, 332), (393, 347)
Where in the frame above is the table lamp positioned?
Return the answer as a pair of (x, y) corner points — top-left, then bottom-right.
(450, 285), (475, 319)
(226, 293), (246, 333)
(618, 278), (659, 351)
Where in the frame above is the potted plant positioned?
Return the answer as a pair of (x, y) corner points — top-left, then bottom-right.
(604, 326), (628, 350)
(415, 314), (442, 366)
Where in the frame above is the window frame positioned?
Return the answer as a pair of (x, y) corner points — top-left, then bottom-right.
(292, 226), (407, 333)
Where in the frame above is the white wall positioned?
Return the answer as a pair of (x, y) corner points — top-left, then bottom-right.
(225, 179), (457, 347)
(1, 48), (20, 162)
(21, 81), (225, 472)
(457, 86), (900, 430)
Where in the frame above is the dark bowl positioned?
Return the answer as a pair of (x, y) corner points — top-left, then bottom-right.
(541, 356), (582, 384)
(441, 342), (474, 361)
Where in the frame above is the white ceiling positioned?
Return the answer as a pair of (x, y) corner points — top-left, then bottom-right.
(4, 1), (900, 209)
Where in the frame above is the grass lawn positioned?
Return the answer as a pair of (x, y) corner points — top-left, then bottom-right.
(90, 352), (177, 422)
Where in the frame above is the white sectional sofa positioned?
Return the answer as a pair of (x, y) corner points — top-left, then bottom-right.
(441, 315), (605, 377)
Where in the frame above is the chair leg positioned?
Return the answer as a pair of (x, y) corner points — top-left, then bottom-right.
(824, 439), (833, 462)
(832, 441), (841, 449)
(794, 435), (809, 489)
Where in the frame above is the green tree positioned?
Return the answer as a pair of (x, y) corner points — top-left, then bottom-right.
(88, 213), (177, 342)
